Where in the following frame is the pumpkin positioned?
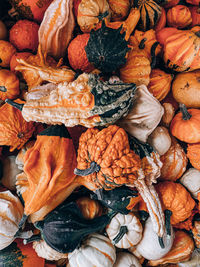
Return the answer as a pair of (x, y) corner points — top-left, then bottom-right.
(192, 221), (200, 249)
(76, 196), (103, 219)
(0, 238), (45, 266)
(0, 190), (24, 250)
(7, 73), (137, 128)
(186, 0), (200, 5)
(1, 155), (21, 190)
(77, 0), (111, 33)
(0, 21), (7, 40)
(106, 212), (143, 248)
(187, 143), (200, 170)
(155, 7), (166, 32)
(160, 137), (187, 181)
(161, 103), (175, 127)
(155, 181), (196, 225)
(135, 217), (174, 261)
(147, 127), (171, 156)
(170, 104), (200, 143)
(172, 70), (200, 108)
(162, 0), (180, 8)
(173, 207), (199, 231)
(18, 124), (77, 224)
(33, 240), (68, 261)
(180, 168), (200, 199)
(8, 0), (53, 22)
(117, 84), (164, 142)
(0, 40), (16, 68)
(75, 125), (165, 239)
(155, 27), (179, 47)
(0, 100), (35, 152)
(38, 0), (75, 59)
(0, 69), (20, 101)
(190, 5), (200, 27)
(132, 0), (162, 31)
(119, 47), (151, 86)
(166, 5), (192, 29)
(147, 69), (173, 102)
(163, 26), (200, 72)
(148, 230), (195, 266)
(107, 0), (130, 21)
(15, 140), (35, 171)
(114, 252), (142, 267)
(68, 233), (116, 267)
(32, 201), (115, 253)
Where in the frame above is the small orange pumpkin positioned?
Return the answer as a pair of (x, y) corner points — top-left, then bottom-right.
(0, 40), (16, 68)
(170, 104), (200, 143)
(187, 143), (200, 171)
(107, 0), (130, 21)
(167, 5), (192, 29)
(147, 69), (173, 101)
(190, 5), (200, 27)
(0, 69), (20, 101)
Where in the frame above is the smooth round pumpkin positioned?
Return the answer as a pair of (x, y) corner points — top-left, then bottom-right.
(167, 5), (192, 29)
(172, 70), (200, 108)
(147, 69), (173, 101)
(170, 104), (200, 143)
(0, 40), (16, 68)
(160, 137), (187, 181)
(0, 69), (20, 101)
(190, 5), (200, 27)
(0, 238), (45, 266)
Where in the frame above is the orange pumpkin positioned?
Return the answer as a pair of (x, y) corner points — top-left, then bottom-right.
(186, 0), (200, 5)
(162, 0), (180, 8)
(187, 143), (200, 170)
(147, 69), (173, 101)
(170, 104), (200, 143)
(160, 137), (187, 181)
(167, 5), (192, 29)
(155, 7), (166, 32)
(190, 5), (200, 27)
(76, 197), (103, 219)
(0, 40), (16, 68)
(0, 69), (20, 101)
(10, 52), (32, 72)
(107, 0), (130, 21)
(156, 27), (179, 47)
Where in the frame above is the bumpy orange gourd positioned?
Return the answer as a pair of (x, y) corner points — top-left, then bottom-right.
(107, 0), (130, 21)
(187, 143), (200, 170)
(0, 100), (35, 152)
(170, 104), (200, 143)
(0, 69), (20, 101)
(167, 5), (192, 29)
(0, 40), (16, 68)
(147, 69), (173, 101)
(156, 181), (195, 225)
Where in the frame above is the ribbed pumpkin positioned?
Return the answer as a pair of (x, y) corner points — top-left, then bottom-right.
(190, 5), (200, 27)
(107, 0), (130, 21)
(147, 69), (173, 101)
(160, 137), (187, 181)
(167, 5), (192, 29)
(163, 26), (200, 72)
(154, 7), (166, 32)
(0, 69), (20, 101)
(38, 0), (75, 59)
(133, 0), (162, 31)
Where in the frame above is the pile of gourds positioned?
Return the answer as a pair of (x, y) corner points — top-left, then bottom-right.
(0, 0), (200, 266)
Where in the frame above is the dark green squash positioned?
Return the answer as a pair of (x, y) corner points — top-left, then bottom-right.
(85, 21), (130, 73)
(133, 0), (162, 31)
(31, 201), (115, 254)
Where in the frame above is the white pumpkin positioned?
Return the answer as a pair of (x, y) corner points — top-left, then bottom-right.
(0, 190), (24, 250)
(113, 252), (142, 267)
(106, 212), (143, 249)
(147, 127), (171, 156)
(33, 240), (68, 261)
(117, 84), (164, 142)
(68, 233), (116, 267)
(135, 217), (174, 261)
(1, 155), (21, 190)
(180, 168), (200, 199)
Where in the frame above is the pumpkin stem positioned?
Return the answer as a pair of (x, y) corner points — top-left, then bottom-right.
(0, 86), (7, 92)
(150, 42), (159, 69)
(138, 38), (147, 49)
(179, 103), (192, 120)
(23, 234), (42, 245)
(5, 99), (24, 111)
(158, 236), (165, 249)
(18, 214), (28, 229)
(112, 225), (128, 245)
(74, 161), (101, 176)
(165, 209), (172, 236)
(97, 10), (109, 21)
(139, 210), (149, 222)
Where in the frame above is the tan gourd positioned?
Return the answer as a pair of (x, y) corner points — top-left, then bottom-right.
(180, 168), (200, 199)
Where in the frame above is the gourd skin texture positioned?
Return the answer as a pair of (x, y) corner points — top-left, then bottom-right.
(0, 69), (20, 101)
(180, 168), (200, 199)
(114, 252), (142, 267)
(167, 5), (192, 29)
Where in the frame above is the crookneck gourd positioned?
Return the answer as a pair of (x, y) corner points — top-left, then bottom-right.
(74, 125), (165, 240)
(6, 73), (137, 128)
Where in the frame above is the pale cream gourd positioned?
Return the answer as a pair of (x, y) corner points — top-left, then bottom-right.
(161, 102), (175, 128)
(0, 190), (24, 250)
(1, 155), (21, 190)
(33, 240), (68, 261)
(180, 168), (200, 199)
(106, 212), (143, 249)
(135, 217), (174, 261)
(15, 140), (35, 171)
(113, 252), (142, 267)
(68, 233), (116, 267)
(117, 84), (164, 142)
(148, 127), (171, 156)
